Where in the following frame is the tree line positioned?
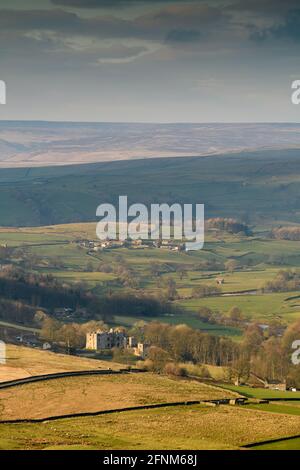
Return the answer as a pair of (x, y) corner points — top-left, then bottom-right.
(272, 226), (300, 241)
(206, 218), (252, 236)
(0, 267), (181, 324)
(130, 319), (300, 388)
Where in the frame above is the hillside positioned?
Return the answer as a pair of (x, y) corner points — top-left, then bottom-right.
(0, 372), (238, 421)
(0, 344), (123, 382)
(2, 346), (300, 451)
(1, 149), (300, 227)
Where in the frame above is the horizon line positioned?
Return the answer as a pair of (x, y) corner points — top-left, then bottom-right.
(0, 119), (300, 125)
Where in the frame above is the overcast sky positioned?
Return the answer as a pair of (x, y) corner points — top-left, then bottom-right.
(1, 0), (300, 122)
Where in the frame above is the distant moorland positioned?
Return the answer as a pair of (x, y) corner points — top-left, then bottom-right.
(1, 148), (300, 227)
(1, 121), (300, 168)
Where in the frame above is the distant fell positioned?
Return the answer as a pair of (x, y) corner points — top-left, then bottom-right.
(1, 121), (300, 168)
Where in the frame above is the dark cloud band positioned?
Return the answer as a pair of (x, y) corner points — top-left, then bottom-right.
(50, 0), (184, 7)
(0, 4), (224, 42)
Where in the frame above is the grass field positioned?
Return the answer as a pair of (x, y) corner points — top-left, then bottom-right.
(180, 290), (300, 323)
(113, 314), (242, 337)
(0, 344), (123, 382)
(246, 403), (300, 416)
(1, 404), (300, 450)
(2, 220), (300, 333)
(0, 373), (238, 421)
(252, 437), (300, 450)
(243, 404), (300, 449)
(0, 321), (39, 333)
(219, 384), (300, 399)
(53, 271), (117, 285)
(2, 351), (300, 450)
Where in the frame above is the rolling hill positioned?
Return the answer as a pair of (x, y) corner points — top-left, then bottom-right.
(0, 148), (300, 227)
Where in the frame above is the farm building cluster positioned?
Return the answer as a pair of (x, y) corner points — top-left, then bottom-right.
(76, 238), (185, 252)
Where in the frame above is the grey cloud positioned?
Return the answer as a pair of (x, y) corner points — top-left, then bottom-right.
(137, 4), (224, 32)
(0, 31), (147, 70)
(165, 30), (202, 43)
(94, 44), (147, 58)
(249, 8), (300, 43)
(0, 4), (225, 42)
(50, 0), (192, 8)
(94, 44), (148, 63)
(0, 9), (132, 37)
(269, 9), (300, 42)
(0, 8), (81, 31)
(230, 0), (300, 14)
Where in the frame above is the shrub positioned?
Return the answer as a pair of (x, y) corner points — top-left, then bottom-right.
(163, 362), (186, 377)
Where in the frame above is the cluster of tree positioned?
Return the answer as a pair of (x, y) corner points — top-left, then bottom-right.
(224, 259), (239, 272)
(206, 218), (252, 236)
(0, 298), (36, 325)
(0, 245), (57, 271)
(149, 262), (176, 278)
(192, 284), (221, 298)
(140, 322), (239, 367)
(114, 264), (140, 289)
(0, 245), (13, 262)
(223, 319), (300, 389)
(0, 268), (89, 312)
(193, 258), (241, 274)
(96, 262), (113, 273)
(262, 270), (300, 293)
(197, 306), (245, 327)
(272, 226), (300, 241)
(40, 318), (108, 348)
(165, 278), (178, 300)
(93, 292), (180, 318)
(280, 320), (300, 388)
(0, 266), (181, 323)
(229, 322), (297, 386)
(193, 259), (225, 271)
(91, 260), (140, 289)
(131, 319), (300, 387)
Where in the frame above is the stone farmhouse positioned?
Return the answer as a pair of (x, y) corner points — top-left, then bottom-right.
(86, 328), (127, 350)
(86, 329), (149, 358)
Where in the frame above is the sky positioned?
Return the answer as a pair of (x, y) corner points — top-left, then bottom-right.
(0, 0), (300, 122)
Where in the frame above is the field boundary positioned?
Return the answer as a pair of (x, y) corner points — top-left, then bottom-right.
(0, 368), (145, 390)
(0, 401), (203, 424)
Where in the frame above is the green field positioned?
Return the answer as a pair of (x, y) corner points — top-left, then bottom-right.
(246, 403), (300, 416)
(180, 291), (300, 323)
(2, 220), (300, 334)
(252, 437), (300, 450)
(219, 384), (300, 399)
(0, 321), (39, 333)
(2, 404), (300, 450)
(113, 314), (241, 337)
(244, 404), (300, 449)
